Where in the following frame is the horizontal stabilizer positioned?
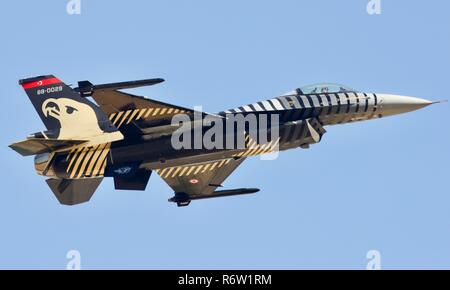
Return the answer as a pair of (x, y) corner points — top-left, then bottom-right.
(114, 169), (152, 191)
(46, 178), (103, 205)
(9, 138), (86, 156)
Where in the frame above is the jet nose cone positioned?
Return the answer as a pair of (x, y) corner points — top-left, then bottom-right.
(377, 94), (433, 117)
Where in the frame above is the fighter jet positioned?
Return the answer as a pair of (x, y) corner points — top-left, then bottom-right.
(10, 75), (439, 206)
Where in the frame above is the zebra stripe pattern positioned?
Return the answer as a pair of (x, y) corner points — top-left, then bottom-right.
(280, 119), (326, 145)
(155, 159), (232, 179)
(221, 93), (373, 120)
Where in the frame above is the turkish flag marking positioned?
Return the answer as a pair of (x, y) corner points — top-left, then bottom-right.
(22, 78), (62, 89)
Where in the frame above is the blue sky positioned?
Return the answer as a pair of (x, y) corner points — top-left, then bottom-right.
(0, 0), (449, 269)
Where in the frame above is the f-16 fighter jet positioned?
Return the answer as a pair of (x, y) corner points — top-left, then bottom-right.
(10, 75), (439, 206)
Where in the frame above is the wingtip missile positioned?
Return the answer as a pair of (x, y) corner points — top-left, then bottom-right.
(75, 78), (165, 96)
(169, 188), (260, 206)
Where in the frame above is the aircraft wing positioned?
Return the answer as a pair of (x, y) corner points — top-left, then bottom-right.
(155, 157), (258, 206)
(92, 89), (193, 119)
(90, 90), (191, 137)
(78, 79), (223, 137)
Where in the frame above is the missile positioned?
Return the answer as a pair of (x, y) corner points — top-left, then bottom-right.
(75, 78), (165, 96)
(169, 188), (260, 206)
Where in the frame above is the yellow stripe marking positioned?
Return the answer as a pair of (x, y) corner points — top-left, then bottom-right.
(85, 143), (108, 176)
(66, 147), (77, 161)
(193, 165), (204, 175)
(167, 108), (174, 114)
(76, 145), (99, 178)
(159, 108), (168, 115)
(92, 143), (111, 176)
(218, 160), (227, 168)
(186, 166), (197, 176)
(67, 147), (83, 173)
(163, 167), (175, 178)
(201, 163), (211, 173)
(254, 141), (271, 156)
(171, 167), (182, 178)
(112, 111), (124, 125)
(259, 141), (273, 155)
(109, 113), (116, 121)
(252, 141), (270, 155)
(70, 148), (89, 178)
(117, 110), (132, 128)
(127, 109), (140, 124)
(144, 108), (154, 118)
(244, 135), (250, 146)
(209, 162), (218, 171)
(259, 139), (279, 155)
(246, 139), (257, 149)
(268, 139), (280, 152)
(152, 108), (161, 116)
(242, 139), (258, 156)
(179, 166), (189, 177)
(248, 144), (262, 156)
(136, 108), (147, 120)
(99, 158), (108, 176)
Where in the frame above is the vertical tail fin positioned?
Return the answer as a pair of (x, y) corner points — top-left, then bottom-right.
(19, 75), (116, 139)
(46, 177), (103, 205)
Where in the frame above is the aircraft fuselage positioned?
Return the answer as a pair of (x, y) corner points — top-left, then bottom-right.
(39, 91), (432, 180)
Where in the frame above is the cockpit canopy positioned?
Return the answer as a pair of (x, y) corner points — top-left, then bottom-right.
(299, 83), (356, 94)
(282, 83), (356, 96)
